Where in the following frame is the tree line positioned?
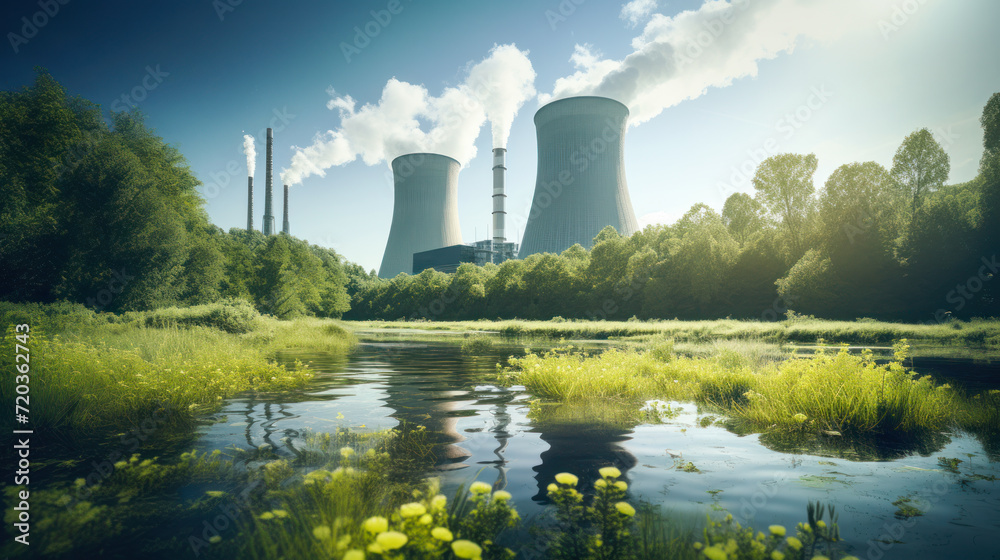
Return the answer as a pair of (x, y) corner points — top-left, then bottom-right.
(348, 94), (1000, 322)
(2, 71), (997, 323)
(0, 71), (363, 318)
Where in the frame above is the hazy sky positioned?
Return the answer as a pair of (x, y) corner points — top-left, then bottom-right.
(3, 0), (998, 272)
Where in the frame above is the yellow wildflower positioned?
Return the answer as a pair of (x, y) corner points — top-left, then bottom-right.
(599, 466), (621, 479)
(615, 502), (636, 517)
(363, 516), (388, 534)
(400, 502), (426, 518)
(785, 537), (802, 550)
(343, 551), (365, 560)
(375, 531), (408, 550)
(469, 481), (492, 495)
(452, 540), (483, 559)
(493, 490), (512, 501)
(432, 527), (454, 541)
(313, 526), (331, 540)
(769, 525), (786, 537)
(555, 472), (578, 486)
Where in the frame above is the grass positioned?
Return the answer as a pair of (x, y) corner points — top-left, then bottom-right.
(0, 301), (355, 438)
(349, 316), (1000, 349)
(497, 340), (1000, 451)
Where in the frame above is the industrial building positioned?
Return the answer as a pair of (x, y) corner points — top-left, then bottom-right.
(378, 153), (464, 278)
(262, 128), (276, 236)
(412, 240), (518, 274)
(518, 96), (639, 258)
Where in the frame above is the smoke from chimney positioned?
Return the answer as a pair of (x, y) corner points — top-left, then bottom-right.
(263, 128), (275, 235)
(280, 44), (535, 186)
(282, 184), (290, 235)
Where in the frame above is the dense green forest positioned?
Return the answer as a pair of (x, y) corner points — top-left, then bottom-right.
(2, 71), (998, 323)
(0, 72), (367, 318)
(348, 96), (1000, 322)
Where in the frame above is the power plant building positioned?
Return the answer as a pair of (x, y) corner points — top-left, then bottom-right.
(378, 153), (464, 278)
(518, 96), (638, 258)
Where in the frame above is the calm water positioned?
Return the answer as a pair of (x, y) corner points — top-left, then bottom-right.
(195, 339), (1000, 559)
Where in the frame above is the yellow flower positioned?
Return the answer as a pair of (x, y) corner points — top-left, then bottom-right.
(258, 512), (275, 520)
(816, 520), (826, 529)
(209, 535), (221, 544)
(771, 552), (785, 560)
(599, 466), (621, 479)
(769, 525), (786, 537)
(702, 545), (728, 560)
(615, 502), (636, 516)
(469, 481), (492, 495)
(367, 543), (383, 554)
(812, 557), (830, 560)
(432, 527), (454, 541)
(363, 516), (388, 534)
(312, 526), (331, 540)
(555, 472), (578, 486)
(785, 537), (802, 550)
(431, 494), (448, 510)
(614, 481), (628, 491)
(272, 509), (289, 518)
(594, 479), (608, 488)
(547, 483), (559, 493)
(452, 540), (483, 559)
(205, 491), (225, 498)
(376, 531), (408, 550)
(793, 413), (808, 423)
(340, 447), (355, 458)
(419, 514), (433, 525)
(493, 490), (512, 501)
(400, 502), (427, 518)
(343, 551), (365, 560)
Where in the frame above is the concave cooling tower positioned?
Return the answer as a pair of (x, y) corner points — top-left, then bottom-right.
(378, 153), (463, 278)
(518, 96), (638, 258)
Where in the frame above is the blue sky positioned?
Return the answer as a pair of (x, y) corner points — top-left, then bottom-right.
(3, 0), (998, 272)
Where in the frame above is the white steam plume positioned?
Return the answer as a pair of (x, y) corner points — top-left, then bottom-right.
(541, 0), (890, 126)
(242, 134), (256, 177)
(281, 44), (535, 186)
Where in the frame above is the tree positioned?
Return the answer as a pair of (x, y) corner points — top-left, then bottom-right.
(890, 128), (950, 227)
(721, 192), (766, 244)
(752, 153), (818, 259)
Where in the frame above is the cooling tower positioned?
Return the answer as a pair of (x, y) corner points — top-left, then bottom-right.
(518, 96), (638, 258)
(262, 128), (275, 235)
(492, 148), (506, 244)
(246, 177), (254, 231)
(282, 184), (290, 235)
(378, 153), (463, 278)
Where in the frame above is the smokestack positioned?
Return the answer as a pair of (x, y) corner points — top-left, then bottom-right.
(282, 184), (290, 235)
(378, 153), (463, 278)
(492, 148), (506, 245)
(519, 96), (638, 258)
(263, 128), (275, 235)
(247, 177), (254, 231)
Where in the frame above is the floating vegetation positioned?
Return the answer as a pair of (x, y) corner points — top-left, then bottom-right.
(892, 496), (925, 519)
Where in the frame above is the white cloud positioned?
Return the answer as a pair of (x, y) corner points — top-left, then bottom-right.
(281, 44), (535, 185)
(545, 0), (894, 126)
(620, 0), (658, 27)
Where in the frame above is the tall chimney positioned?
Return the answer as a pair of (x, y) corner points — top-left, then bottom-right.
(492, 148), (506, 246)
(282, 184), (290, 235)
(247, 176), (254, 231)
(262, 127), (275, 235)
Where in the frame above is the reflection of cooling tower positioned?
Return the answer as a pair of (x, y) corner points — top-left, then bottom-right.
(518, 96), (638, 258)
(378, 153), (463, 278)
